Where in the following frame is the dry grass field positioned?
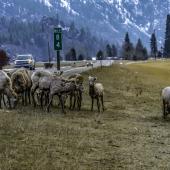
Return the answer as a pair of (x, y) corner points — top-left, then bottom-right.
(1, 60), (170, 169)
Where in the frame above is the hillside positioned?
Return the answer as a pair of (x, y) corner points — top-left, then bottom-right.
(0, 0), (169, 46)
(0, 16), (105, 61)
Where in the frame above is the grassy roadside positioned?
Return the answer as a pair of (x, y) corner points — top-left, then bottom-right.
(1, 61), (170, 169)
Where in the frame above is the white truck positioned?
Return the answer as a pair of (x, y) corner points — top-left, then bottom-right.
(14, 54), (35, 70)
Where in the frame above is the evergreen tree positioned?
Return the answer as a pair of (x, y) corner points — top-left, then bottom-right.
(65, 51), (71, 61)
(142, 47), (148, 60)
(134, 39), (148, 60)
(111, 44), (117, 57)
(122, 32), (134, 60)
(125, 32), (130, 43)
(106, 44), (112, 57)
(135, 39), (144, 60)
(96, 50), (104, 60)
(157, 51), (162, 58)
(78, 54), (84, 60)
(65, 48), (77, 61)
(70, 48), (77, 61)
(164, 14), (170, 58)
(0, 49), (9, 69)
(150, 31), (158, 59)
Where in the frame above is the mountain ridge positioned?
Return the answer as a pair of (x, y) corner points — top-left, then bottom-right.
(0, 0), (169, 47)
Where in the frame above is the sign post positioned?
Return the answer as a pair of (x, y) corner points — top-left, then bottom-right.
(54, 27), (62, 70)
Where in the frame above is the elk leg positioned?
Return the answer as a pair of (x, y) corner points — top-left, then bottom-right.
(91, 97), (94, 111)
(59, 95), (66, 114)
(73, 94), (76, 110)
(40, 91), (44, 109)
(25, 90), (27, 105)
(0, 94), (2, 109)
(101, 95), (105, 112)
(79, 92), (82, 110)
(97, 97), (100, 113)
(21, 92), (24, 105)
(31, 85), (38, 107)
(8, 96), (11, 109)
(77, 93), (80, 110)
(69, 95), (72, 110)
(28, 88), (31, 104)
(2, 94), (7, 108)
(46, 93), (53, 113)
(45, 91), (49, 106)
(163, 99), (167, 119)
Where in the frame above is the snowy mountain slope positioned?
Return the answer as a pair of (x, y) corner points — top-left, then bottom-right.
(0, 0), (169, 47)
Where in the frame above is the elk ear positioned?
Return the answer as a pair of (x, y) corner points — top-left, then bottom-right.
(94, 77), (97, 81)
(88, 76), (92, 80)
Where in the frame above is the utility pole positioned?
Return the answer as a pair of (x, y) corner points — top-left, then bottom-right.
(47, 34), (51, 63)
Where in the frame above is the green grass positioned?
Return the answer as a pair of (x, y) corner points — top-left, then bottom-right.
(1, 61), (170, 169)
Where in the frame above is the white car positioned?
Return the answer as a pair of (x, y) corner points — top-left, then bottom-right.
(14, 54), (35, 70)
(86, 62), (93, 67)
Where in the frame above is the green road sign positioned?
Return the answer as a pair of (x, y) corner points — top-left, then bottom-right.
(54, 28), (62, 51)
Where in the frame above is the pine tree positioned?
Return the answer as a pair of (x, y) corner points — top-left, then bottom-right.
(157, 51), (162, 58)
(65, 51), (71, 61)
(164, 14), (170, 58)
(125, 32), (130, 43)
(78, 54), (84, 60)
(106, 44), (112, 57)
(150, 31), (158, 59)
(122, 32), (134, 60)
(96, 50), (104, 60)
(134, 39), (148, 60)
(65, 48), (77, 61)
(111, 44), (117, 57)
(135, 39), (144, 60)
(0, 49), (9, 70)
(70, 48), (77, 61)
(142, 47), (148, 60)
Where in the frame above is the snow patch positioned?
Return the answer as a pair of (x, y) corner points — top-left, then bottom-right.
(60, 0), (79, 16)
(39, 0), (52, 8)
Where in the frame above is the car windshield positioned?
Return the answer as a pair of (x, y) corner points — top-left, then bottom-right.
(17, 55), (31, 60)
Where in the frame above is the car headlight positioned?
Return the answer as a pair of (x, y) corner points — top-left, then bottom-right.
(28, 60), (32, 64)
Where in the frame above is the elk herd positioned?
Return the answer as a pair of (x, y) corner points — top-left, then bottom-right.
(0, 68), (105, 114)
(1, 67), (170, 119)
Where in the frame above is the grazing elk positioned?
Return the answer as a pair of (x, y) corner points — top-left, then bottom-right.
(88, 76), (105, 113)
(162, 87), (170, 118)
(11, 68), (32, 105)
(0, 70), (17, 109)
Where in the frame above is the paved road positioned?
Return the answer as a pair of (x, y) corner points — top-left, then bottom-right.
(36, 60), (114, 76)
(63, 60), (114, 76)
(3, 60), (118, 76)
